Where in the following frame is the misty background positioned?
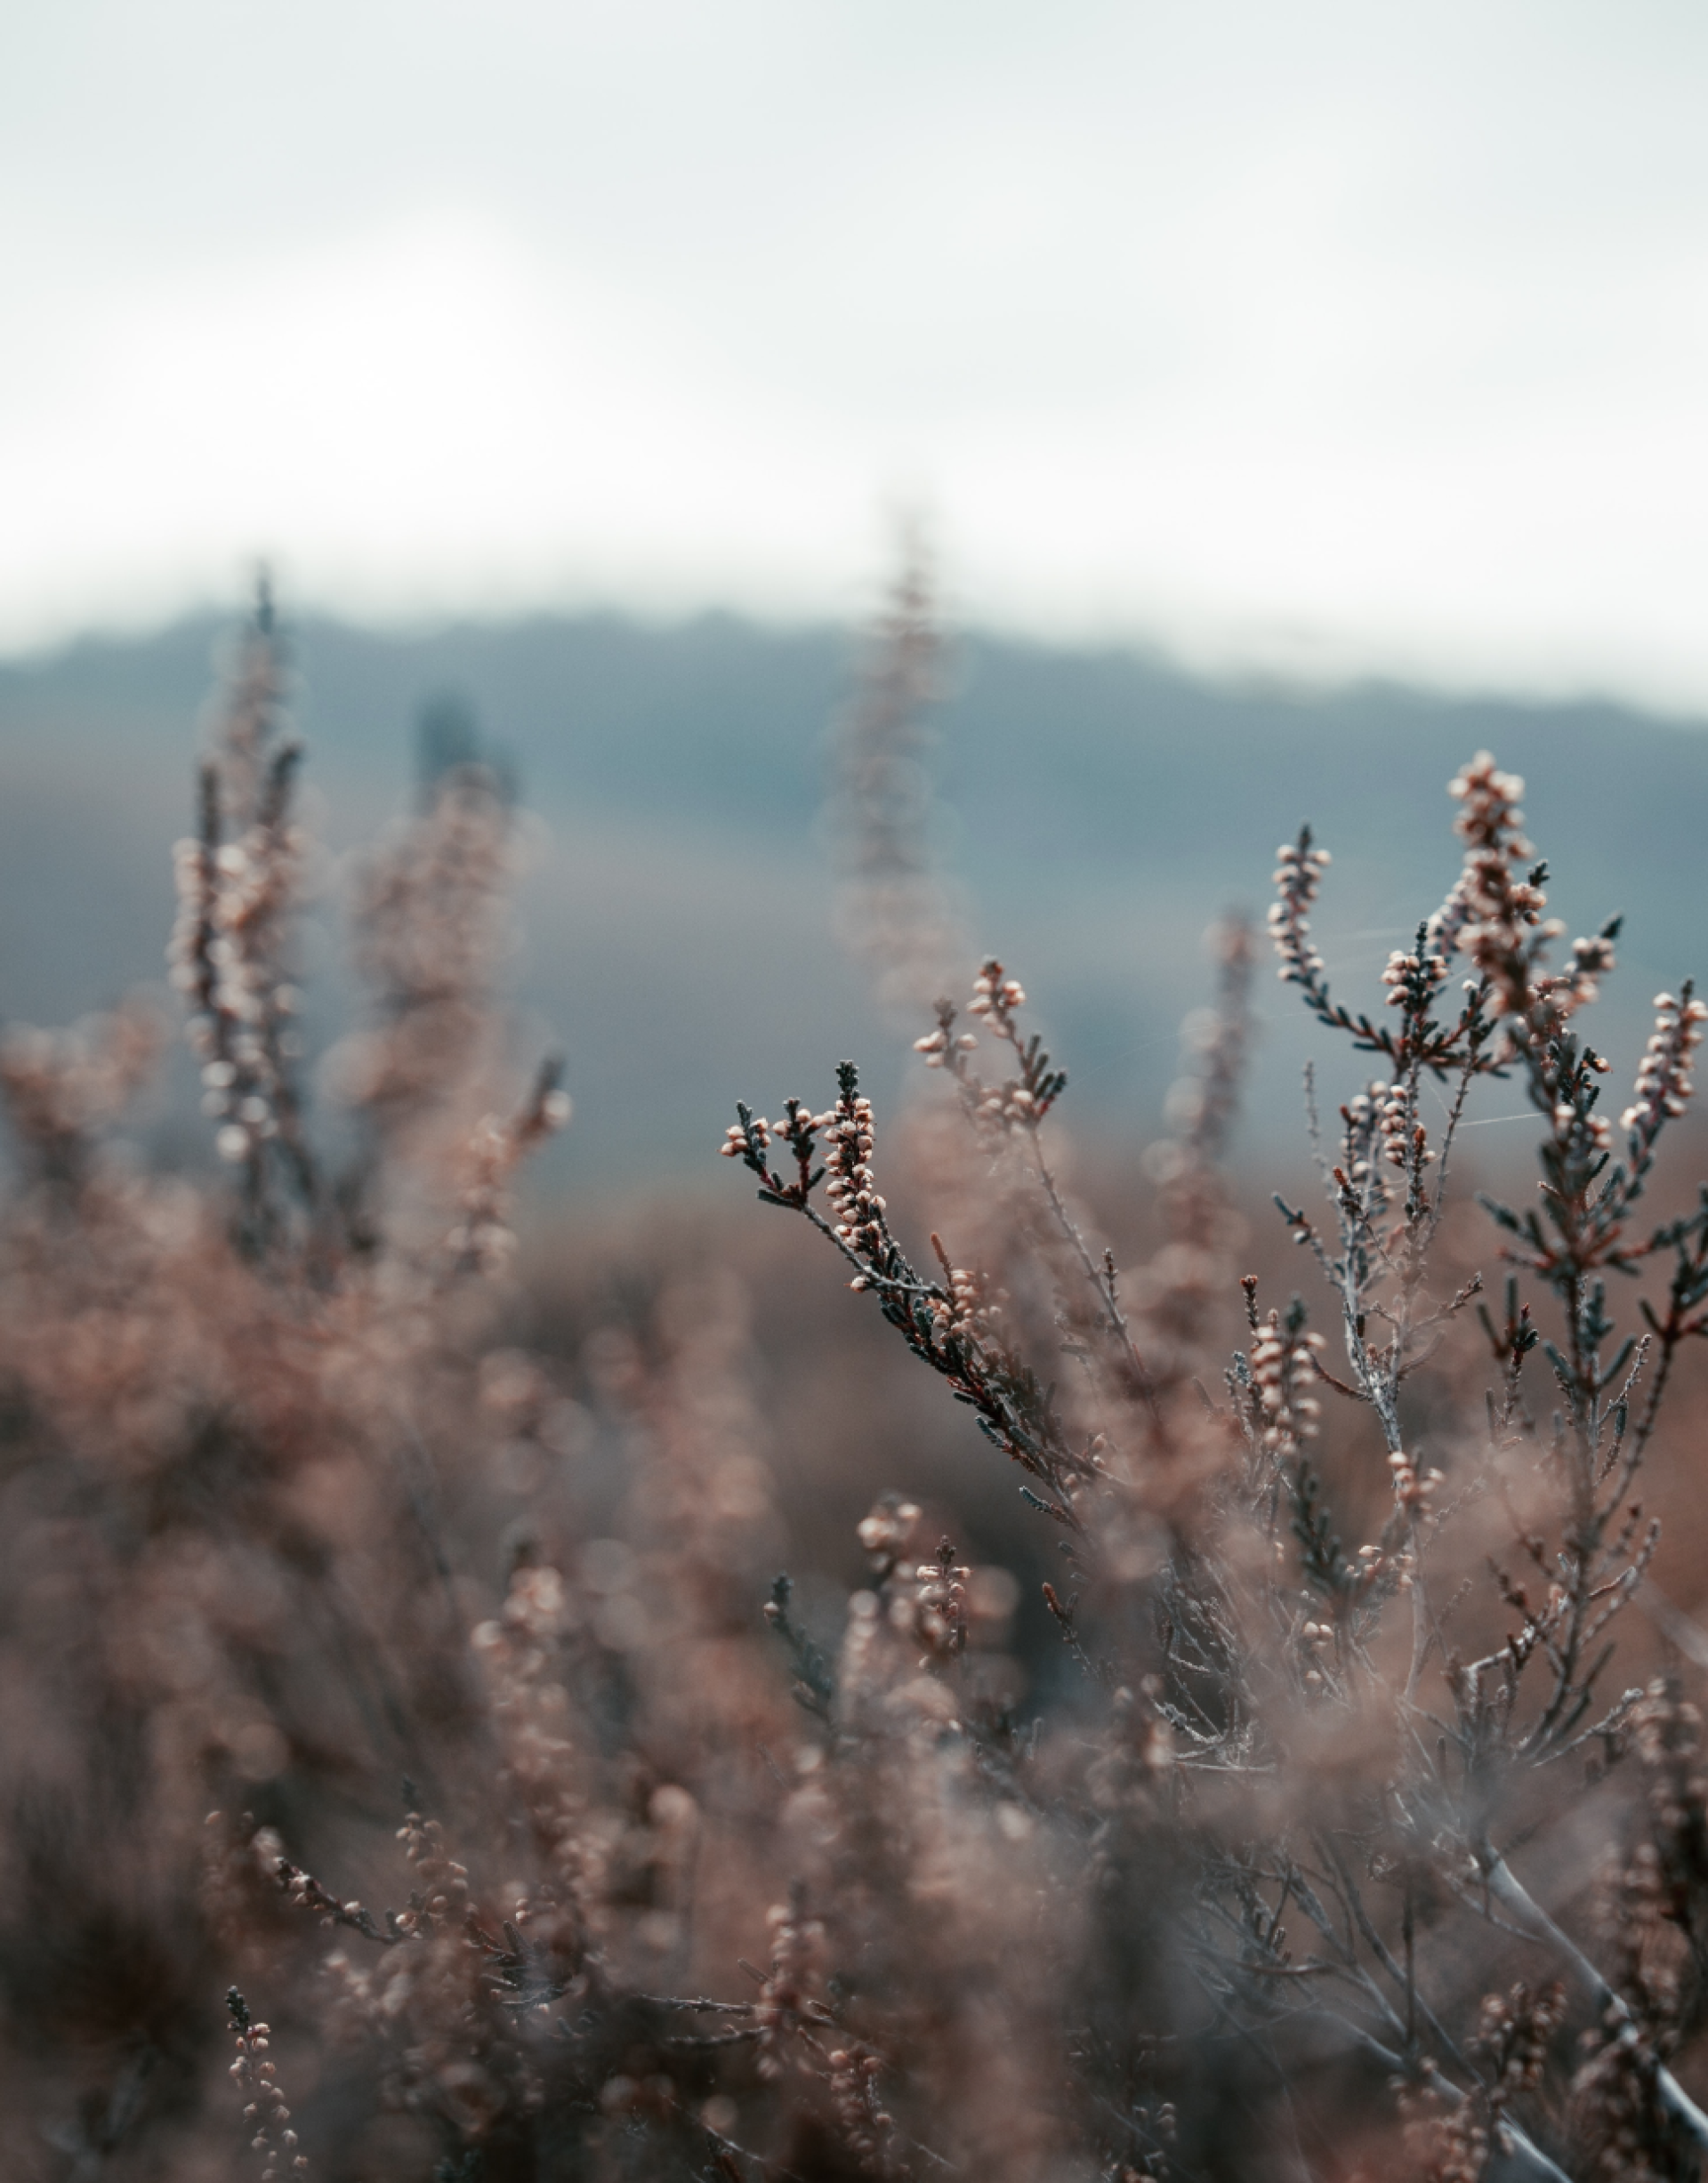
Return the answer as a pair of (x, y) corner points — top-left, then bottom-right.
(5, 4), (1708, 1191)
(10, 5), (1708, 703)
(4, 607), (1700, 1194)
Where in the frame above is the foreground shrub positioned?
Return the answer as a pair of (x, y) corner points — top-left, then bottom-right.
(1, 578), (1706, 2180)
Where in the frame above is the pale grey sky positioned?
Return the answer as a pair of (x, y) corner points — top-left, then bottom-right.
(7, 2), (1708, 701)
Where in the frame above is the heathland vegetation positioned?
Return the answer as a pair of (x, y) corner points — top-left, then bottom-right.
(4, 565), (1708, 2178)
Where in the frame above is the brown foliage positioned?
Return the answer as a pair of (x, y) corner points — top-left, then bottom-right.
(5, 577), (1708, 2183)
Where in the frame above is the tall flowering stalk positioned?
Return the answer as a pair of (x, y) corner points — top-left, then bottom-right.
(167, 576), (319, 1253)
(827, 518), (966, 1023)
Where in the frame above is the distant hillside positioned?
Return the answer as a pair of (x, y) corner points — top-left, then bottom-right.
(2, 608), (1704, 1187)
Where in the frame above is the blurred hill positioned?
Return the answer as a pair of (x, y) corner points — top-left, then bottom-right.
(1, 608), (1703, 1190)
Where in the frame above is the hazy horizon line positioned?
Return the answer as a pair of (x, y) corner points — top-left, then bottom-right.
(9, 577), (1708, 730)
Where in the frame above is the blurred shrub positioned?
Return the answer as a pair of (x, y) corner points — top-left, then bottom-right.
(3, 583), (1708, 2182)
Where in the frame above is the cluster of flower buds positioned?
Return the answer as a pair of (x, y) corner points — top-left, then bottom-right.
(1156, 934), (1254, 1180)
(394, 1811), (471, 1933)
(1632, 1674), (1704, 1781)
(821, 1089), (882, 1258)
(834, 1585), (885, 1701)
(160, 591), (319, 1180)
(856, 1494), (922, 1566)
(1374, 1080), (1435, 1172)
(1615, 1838), (1673, 1948)
(228, 1989), (307, 2178)
(1397, 2074), (1484, 2183)
(761, 1098), (818, 1164)
(903, 1539), (969, 1661)
(1520, 930), (1621, 1040)
(1448, 751), (1530, 854)
(967, 959), (1027, 1021)
(1472, 1981), (1567, 2106)
(1250, 1310), (1324, 1455)
(1375, 1082), (1409, 1167)
(753, 1897), (828, 2082)
(1087, 1684), (1175, 1811)
(1628, 1678), (1708, 1921)
(1337, 1083), (1386, 1187)
(965, 1078), (1042, 1139)
(1159, 915), (1255, 1176)
(719, 1094), (830, 1201)
(1551, 1087), (1613, 1154)
(509, 1559), (569, 1636)
(450, 1114), (527, 1270)
(1268, 834), (1331, 988)
(333, 765), (519, 1129)
(1621, 987), (1707, 1146)
(1559, 930), (1617, 1008)
(168, 821), (307, 1165)
(1573, 1982), (1679, 2166)
(356, 768), (514, 1000)
(1409, 1983), (1564, 2183)
(1359, 1540), (1417, 1591)
(1387, 1446), (1442, 1516)
(826, 2043), (893, 2169)
(446, 1069), (571, 1274)
(0, 1005), (160, 1166)
(925, 1254), (1002, 1349)
(1298, 1615), (1335, 1689)
(1440, 753), (1556, 1020)
(912, 1019), (978, 1068)
(471, 1567), (577, 1817)
(1380, 940), (1448, 1011)
(921, 963), (1067, 1144)
(271, 1850), (391, 1947)
(938, 1260), (979, 1333)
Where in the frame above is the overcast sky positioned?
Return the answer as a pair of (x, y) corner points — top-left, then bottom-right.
(7, 2), (1708, 702)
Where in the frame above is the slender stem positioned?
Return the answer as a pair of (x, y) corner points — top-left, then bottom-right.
(1479, 1851), (1708, 2149)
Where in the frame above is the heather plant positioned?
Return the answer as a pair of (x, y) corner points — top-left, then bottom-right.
(721, 752), (1708, 2179)
(4, 572), (1708, 2183)
(826, 518), (967, 1026)
(0, 584), (574, 2174)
